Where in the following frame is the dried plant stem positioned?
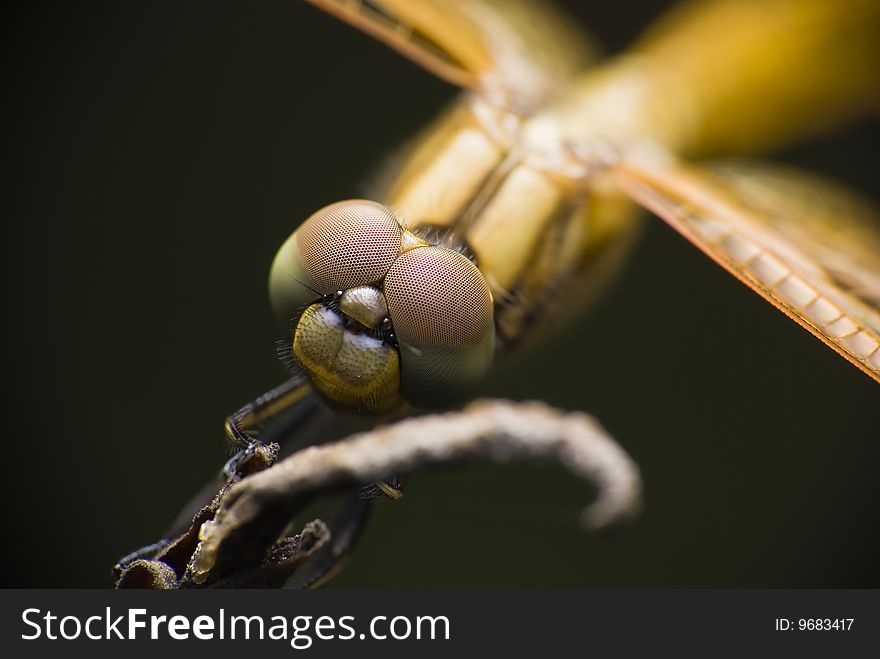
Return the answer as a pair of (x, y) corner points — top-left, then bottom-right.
(190, 399), (641, 584)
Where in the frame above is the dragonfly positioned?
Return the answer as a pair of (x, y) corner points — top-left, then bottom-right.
(119, 0), (880, 587)
(233, 0), (879, 472)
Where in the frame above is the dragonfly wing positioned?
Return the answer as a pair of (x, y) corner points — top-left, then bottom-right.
(615, 157), (880, 384)
(305, 0), (595, 109)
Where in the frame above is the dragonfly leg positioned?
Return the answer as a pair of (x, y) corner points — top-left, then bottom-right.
(223, 374), (313, 481)
(361, 472), (408, 501)
(222, 410), (263, 481)
(284, 492), (374, 589)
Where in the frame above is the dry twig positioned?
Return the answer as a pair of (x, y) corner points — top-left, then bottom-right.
(187, 399), (641, 586)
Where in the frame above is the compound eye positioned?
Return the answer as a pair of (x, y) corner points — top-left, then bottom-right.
(269, 200), (402, 325)
(383, 246), (495, 407)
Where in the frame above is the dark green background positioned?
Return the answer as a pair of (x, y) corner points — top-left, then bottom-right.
(2, 0), (877, 587)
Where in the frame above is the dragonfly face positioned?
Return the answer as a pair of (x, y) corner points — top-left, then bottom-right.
(269, 199), (495, 412)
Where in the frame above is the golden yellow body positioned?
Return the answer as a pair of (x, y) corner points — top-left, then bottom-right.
(253, 0), (880, 432)
(365, 0), (880, 354)
(284, 0), (878, 393)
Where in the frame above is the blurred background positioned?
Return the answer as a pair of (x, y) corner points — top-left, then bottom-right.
(2, 0), (877, 588)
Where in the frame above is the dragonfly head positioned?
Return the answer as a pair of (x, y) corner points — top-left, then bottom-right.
(269, 200), (495, 414)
